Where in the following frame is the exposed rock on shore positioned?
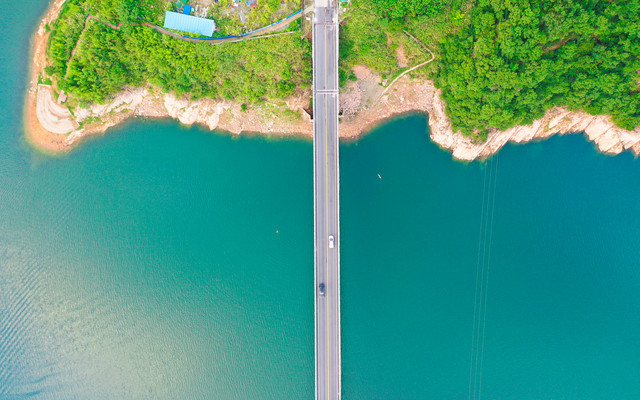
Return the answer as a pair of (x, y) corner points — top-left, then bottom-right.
(31, 69), (640, 161)
(340, 78), (640, 161)
(64, 87), (314, 143)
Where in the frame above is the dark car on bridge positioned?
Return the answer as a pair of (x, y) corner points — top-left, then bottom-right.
(319, 283), (326, 296)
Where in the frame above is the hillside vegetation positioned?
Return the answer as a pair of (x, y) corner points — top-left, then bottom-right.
(45, 0), (640, 138)
(46, 0), (310, 106)
(344, 0), (640, 139)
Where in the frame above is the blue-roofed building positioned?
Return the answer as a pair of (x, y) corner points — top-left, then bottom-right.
(163, 11), (216, 37)
(183, 4), (192, 14)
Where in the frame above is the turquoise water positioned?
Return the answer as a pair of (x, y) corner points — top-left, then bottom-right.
(2, 1), (640, 399)
(341, 118), (640, 399)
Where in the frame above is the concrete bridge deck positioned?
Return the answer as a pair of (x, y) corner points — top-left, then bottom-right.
(312, 1), (341, 399)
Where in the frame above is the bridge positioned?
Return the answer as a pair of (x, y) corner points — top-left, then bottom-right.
(312, 0), (341, 399)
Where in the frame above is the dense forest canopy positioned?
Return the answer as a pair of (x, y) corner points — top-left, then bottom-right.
(370, 0), (450, 18)
(348, 0), (640, 138)
(45, 0), (640, 138)
(434, 0), (640, 137)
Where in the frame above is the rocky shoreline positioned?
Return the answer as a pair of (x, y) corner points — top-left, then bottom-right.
(27, 0), (640, 160)
(370, 80), (640, 161)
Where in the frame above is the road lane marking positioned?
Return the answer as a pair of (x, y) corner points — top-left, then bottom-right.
(314, 11), (338, 399)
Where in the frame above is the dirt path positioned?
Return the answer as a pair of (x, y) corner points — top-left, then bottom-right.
(65, 15), (122, 78)
(89, 11), (304, 45)
(66, 6), (305, 73)
(378, 30), (435, 98)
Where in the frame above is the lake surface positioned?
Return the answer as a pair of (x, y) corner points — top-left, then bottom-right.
(1, 1), (640, 399)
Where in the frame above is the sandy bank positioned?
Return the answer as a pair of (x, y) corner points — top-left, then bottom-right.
(25, 0), (71, 153)
(26, 0), (640, 160)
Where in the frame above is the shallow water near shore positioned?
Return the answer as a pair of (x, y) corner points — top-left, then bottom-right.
(3, 0), (640, 399)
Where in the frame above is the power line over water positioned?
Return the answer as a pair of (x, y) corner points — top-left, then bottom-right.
(469, 154), (499, 400)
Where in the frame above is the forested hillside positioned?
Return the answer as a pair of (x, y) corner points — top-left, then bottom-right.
(346, 0), (640, 139)
(46, 0), (310, 106)
(44, 0), (640, 139)
(435, 0), (640, 138)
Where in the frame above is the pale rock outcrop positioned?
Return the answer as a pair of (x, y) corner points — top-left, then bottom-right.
(341, 78), (640, 161)
(422, 82), (640, 160)
(161, 94), (232, 131)
(87, 87), (148, 117)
